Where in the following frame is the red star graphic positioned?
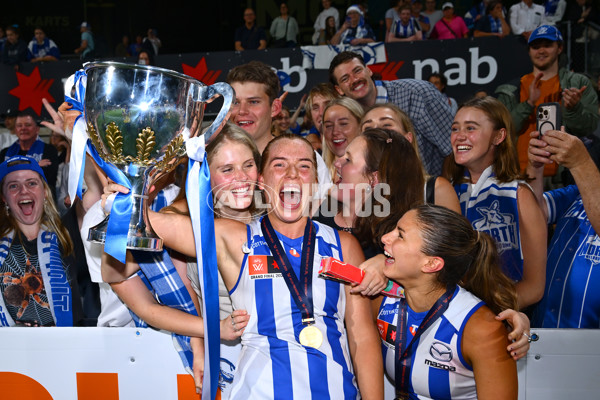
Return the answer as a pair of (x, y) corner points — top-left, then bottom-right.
(369, 61), (404, 81)
(390, 327), (397, 341)
(8, 67), (55, 115)
(182, 58), (222, 85)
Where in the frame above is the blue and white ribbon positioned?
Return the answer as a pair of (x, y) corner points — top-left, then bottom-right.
(186, 134), (220, 400)
(66, 70), (88, 202)
(86, 142), (133, 264)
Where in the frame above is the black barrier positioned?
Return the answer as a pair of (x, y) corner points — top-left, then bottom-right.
(0, 36), (532, 119)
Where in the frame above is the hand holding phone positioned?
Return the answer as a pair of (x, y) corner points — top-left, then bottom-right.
(536, 102), (561, 137)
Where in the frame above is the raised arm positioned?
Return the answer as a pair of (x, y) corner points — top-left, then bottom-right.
(538, 129), (600, 232)
(341, 231), (384, 400)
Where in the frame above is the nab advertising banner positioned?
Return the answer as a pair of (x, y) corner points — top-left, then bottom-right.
(0, 36), (531, 120)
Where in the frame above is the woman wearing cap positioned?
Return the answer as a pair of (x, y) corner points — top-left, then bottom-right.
(0, 156), (82, 326)
(430, 2), (469, 39)
(331, 4), (376, 45)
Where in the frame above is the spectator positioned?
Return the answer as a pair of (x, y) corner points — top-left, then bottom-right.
(0, 110), (17, 151)
(328, 51), (454, 175)
(304, 83), (340, 151)
(430, 2), (469, 39)
(0, 156), (84, 326)
(387, 5), (423, 42)
(312, 0), (340, 45)
(541, 0), (567, 26)
(1, 26), (27, 70)
(446, 96), (547, 309)
(27, 27), (60, 62)
(0, 111), (60, 191)
(385, 0), (405, 33)
(411, 0), (431, 34)
(269, 2), (299, 48)
(129, 34), (143, 57)
(114, 34), (130, 57)
(495, 25), (598, 174)
(474, 0), (511, 37)
(331, 4), (376, 45)
(509, 0), (544, 41)
(74, 22), (95, 60)
(422, 0), (443, 37)
(464, 0), (489, 33)
(234, 8), (267, 51)
(427, 72), (458, 114)
(137, 50), (153, 66)
(143, 28), (161, 55)
(318, 16), (338, 44)
(527, 129), (600, 328)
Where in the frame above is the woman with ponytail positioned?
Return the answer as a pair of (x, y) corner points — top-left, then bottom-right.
(377, 204), (518, 399)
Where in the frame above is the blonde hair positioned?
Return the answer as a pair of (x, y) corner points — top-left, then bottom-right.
(321, 97), (364, 179)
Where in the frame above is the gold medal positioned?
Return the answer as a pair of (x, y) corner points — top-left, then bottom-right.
(299, 325), (323, 349)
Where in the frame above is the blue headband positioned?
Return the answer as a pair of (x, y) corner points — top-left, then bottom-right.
(0, 156), (47, 184)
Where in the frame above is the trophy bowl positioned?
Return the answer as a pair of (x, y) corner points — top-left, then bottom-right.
(84, 61), (233, 251)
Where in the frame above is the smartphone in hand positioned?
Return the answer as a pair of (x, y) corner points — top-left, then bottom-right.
(536, 102), (562, 136)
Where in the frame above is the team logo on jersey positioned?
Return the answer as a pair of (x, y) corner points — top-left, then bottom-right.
(578, 234), (600, 265)
(289, 248), (300, 258)
(472, 200), (518, 253)
(409, 324), (419, 336)
(248, 255), (282, 279)
(429, 341), (453, 362)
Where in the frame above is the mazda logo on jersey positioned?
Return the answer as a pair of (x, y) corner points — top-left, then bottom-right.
(429, 341), (453, 362)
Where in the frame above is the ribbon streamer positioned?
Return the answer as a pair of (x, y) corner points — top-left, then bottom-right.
(86, 143), (133, 264)
(66, 70), (88, 202)
(185, 135), (220, 400)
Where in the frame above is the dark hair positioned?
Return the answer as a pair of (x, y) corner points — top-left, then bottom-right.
(427, 72), (447, 92)
(329, 51), (366, 86)
(444, 96), (526, 184)
(354, 128), (425, 250)
(227, 61), (281, 103)
(16, 110), (37, 122)
(412, 204), (518, 314)
(485, 0), (503, 15)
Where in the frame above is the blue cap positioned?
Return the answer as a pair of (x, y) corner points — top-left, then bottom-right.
(528, 25), (563, 44)
(0, 156), (47, 184)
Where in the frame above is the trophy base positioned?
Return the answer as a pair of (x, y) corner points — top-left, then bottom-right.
(87, 216), (163, 252)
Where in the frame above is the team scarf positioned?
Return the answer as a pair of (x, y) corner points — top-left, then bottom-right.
(130, 250), (198, 373)
(0, 228), (73, 327)
(488, 15), (502, 34)
(5, 139), (45, 162)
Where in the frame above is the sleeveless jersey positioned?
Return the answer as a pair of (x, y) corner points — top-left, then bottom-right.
(377, 286), (484, 399)
(228, 217), (358, 399)
(455, 166), (524, 281)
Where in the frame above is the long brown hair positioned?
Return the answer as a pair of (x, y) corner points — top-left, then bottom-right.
(413, 204), (518, 314)
(444, 96), (527, 184)
(353, 128), (425, 251)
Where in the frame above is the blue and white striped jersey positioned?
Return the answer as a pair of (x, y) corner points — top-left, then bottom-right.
(228, 217), (359, 399)
(377, 286), (484, 400)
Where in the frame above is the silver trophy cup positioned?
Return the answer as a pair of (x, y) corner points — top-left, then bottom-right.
(84, 61), (233, 251)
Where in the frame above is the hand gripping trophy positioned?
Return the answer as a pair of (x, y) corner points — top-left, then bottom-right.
(83, 62), (233, 255)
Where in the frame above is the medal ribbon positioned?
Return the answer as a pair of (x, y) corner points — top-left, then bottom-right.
(260, 216), (316, 325)
(394, 285), (456, 399)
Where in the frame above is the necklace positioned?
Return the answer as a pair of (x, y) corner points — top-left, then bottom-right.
(17, 234), (34, 269)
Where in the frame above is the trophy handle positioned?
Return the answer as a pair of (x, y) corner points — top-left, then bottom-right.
(196, 82), (234, 142)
